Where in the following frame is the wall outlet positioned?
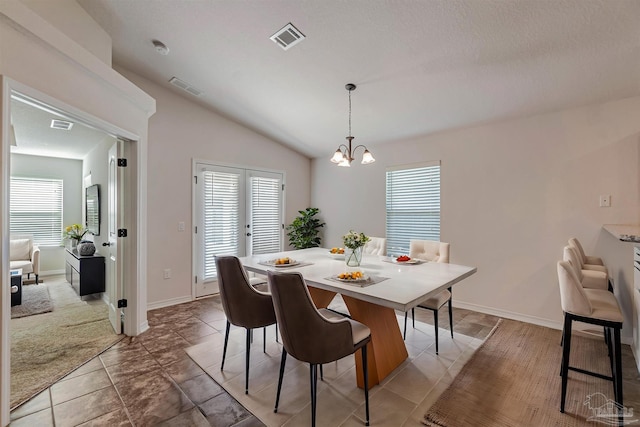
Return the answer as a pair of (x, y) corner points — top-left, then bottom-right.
(599, 195), (611, 207)
(163, 268), (171, 279)
(178, 221), (185, 232)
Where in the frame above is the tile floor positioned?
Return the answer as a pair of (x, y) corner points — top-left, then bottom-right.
(8, 294), (640, 426)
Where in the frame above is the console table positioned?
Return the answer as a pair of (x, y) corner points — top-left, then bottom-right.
(65, 249), (105, 297)
(10, 268), (22, 306)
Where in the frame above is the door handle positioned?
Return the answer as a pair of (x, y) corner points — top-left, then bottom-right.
(102, 242), (112, 247)
(246, 233), (252, 236)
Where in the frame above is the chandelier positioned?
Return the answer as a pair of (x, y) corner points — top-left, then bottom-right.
(330, 83), (375, 167)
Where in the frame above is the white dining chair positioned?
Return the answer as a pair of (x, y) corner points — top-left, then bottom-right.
(405, 240), (452, 354)
(363, 236), (386, 256)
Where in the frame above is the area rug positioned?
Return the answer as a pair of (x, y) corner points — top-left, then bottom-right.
(11, 284), (53, 319)
(185, 311), (490, 427)
(10, 278), (123, 409)
(423, 319), (639, 426)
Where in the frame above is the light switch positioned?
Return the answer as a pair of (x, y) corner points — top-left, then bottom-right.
(163, 269), (171, 279)
(178, 221), (186, 232)
(599, 195), (611, 207)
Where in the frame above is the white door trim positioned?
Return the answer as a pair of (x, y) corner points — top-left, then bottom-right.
(0, 77), (147, 422)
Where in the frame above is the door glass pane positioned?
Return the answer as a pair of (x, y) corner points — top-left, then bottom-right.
(203, 171), (240, 279)
(249, 175), (282, 255)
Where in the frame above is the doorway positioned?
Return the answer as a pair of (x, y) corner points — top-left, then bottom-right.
(1, 81), (142, 415)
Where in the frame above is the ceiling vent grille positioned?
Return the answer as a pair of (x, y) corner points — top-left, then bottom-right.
(169, 77), (203, 97)
(50, 119), (73, 130)
(270, 23), (305, 50)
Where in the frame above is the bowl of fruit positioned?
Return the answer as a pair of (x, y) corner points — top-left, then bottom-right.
(394, 255), (420, 264)
(329, 247), (345, 259)
(270, 257), (298, 267)
(335, 270), (368, 282)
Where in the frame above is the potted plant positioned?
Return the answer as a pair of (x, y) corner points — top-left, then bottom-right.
(286, 207), (326, 249)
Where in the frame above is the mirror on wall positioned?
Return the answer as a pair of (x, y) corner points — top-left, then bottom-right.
(85, 184), (100, 235)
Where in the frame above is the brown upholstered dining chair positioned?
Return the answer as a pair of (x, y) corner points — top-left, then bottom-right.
(215, 256), (277, 394)
(405, 239), (452, 354)
(267, 270), (372, 427)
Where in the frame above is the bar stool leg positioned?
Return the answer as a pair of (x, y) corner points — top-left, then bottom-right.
(614, 326), (623, 408)
(560, 314), (573, 413)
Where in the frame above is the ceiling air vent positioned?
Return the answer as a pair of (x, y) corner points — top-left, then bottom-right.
(50, 119), (73, 130)
(270, 23), (305, 50)
(169, 77), (203, 97)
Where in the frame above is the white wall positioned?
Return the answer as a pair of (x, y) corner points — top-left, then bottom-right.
(10, 153), (82, 273)
(114, 67), (312, 308)
(313, 96), (640, 340)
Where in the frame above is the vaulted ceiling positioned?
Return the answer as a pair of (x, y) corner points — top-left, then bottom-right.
(77, 0), (640, 158)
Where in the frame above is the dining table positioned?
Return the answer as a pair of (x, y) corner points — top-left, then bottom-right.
(239, 247), (477, 389)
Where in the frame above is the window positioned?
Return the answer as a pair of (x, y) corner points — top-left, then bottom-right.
(386, 162), (441, 252)
(10, 177), (64, 246)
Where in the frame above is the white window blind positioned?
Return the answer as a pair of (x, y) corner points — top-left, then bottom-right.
(203, 171), (240, 279)
(250, 176), (282, 255)
(386, 163), (441, 252)
(10, 177), (64, 246)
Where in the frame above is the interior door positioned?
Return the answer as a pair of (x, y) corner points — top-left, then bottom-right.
(105, 140), (123, 334)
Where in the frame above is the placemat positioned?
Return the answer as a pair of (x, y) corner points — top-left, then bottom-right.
(325, 275), (388, 287)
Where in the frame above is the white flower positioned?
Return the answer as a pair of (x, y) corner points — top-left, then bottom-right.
(342, 230), (370, 250)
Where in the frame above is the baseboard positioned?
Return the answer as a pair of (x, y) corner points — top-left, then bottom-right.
(139, 320), (150, 335)
(453, 300), (633, 345)
(40, 269), (65, 276)
(147, 295), (193, 311)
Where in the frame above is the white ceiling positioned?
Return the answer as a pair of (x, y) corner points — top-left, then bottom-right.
(10, 98), (110, 160)
(77, 0), (640, 159)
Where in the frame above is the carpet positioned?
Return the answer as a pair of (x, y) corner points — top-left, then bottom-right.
(11, 284), (53, 319)
(10, 278), (123, 409)
(423, 319), (639, 426)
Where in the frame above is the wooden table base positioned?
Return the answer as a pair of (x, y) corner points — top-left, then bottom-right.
(308, 287), (408, 389)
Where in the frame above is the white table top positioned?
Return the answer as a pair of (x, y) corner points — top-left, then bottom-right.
(239, 247), (477, 312)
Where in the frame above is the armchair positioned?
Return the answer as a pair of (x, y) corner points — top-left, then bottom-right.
(10, 235), (40, 284)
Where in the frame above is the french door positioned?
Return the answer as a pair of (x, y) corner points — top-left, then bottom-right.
(193, 162), (283, 297)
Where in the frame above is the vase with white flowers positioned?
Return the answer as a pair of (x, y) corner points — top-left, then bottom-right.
(342, 230), (370, 267)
